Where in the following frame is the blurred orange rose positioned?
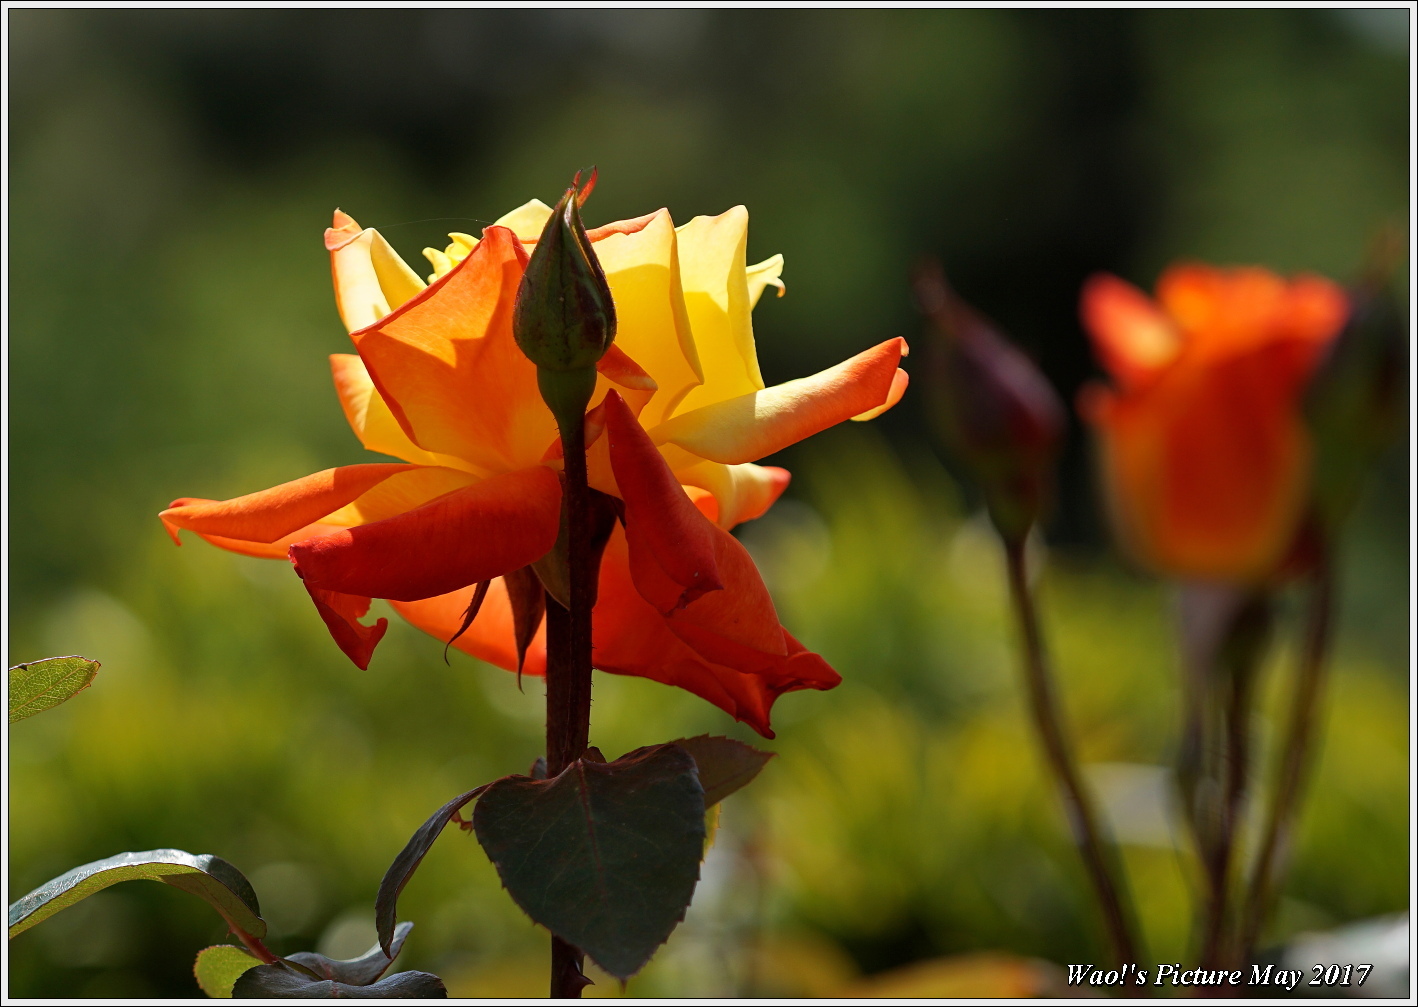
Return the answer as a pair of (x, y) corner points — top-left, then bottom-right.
(1078, 263), (1348, 582)
(161, 199), (907, 736)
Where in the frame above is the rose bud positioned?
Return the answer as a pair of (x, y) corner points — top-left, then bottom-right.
(913, 261), (1066, 543)
(514, 169), (618, 429)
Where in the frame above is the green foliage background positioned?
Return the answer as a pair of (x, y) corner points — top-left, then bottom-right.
(7, 9), (1409, 997)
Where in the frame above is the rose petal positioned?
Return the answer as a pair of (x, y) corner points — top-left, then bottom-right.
(160, 463), (416, 545)
(352, 225), (554, 473)
(651, 337), (908, 464)
(606, 391), (787, 658)
(1080, 272), (1182, 389)
(290, 465), (562, 602)
(677, 461), (792, 530)
(593, 526), (838, 738)
(604, 391), (724, 612)
(391, 579), (548, 676)
(303, 584), (388, 670)
(327, 211), (427, 334)
(673, 206), (764, 412)
(329, 353), (481, 472)
(593, 209), (703, 428)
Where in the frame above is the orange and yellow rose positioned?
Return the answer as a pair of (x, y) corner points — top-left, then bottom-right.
(161, 199), (908, 736)
(1078, 262), (1348, 583)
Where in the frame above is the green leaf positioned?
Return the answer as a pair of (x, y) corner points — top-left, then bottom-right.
(375, 786), (486, 957)
(231, 962), (447, 998)
(195, 945), (261, 998)
(8, 849), (265, 940)
(671, 735), (774, 806)
(286, 921), (413, 986)
(473, 743), (705, 980)
(9, 655), (100, 723)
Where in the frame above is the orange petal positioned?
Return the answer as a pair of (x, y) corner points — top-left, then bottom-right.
(1277, 274), (1349, 344)
(586, 212), (659, 243)
(290, 466), (561, 602)
(651, 337), (908, 464)
(352, 225), (555, 473)
(1094, 340), (1313, 580)
(597, 343), (658, 392)
(678, 461), (792, 529)
(329, 354), (481, 472)
(391, 579), (548, 676)
(160, 464), (415, 545)
(303, 584), (388, 670)
(1079, 272), (1181, 388)
(1157, 263), (1288, 356)
(192, 521), (353, 560)
(852, 367), (909, 422)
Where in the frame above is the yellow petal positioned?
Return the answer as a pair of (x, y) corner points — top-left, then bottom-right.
(422, 246), (454, 283)
(323, 465), (479, 525)
(672, 207), (766, 414)
(594, 209), (704, 427)
(327, 211), (427, 333)
(329, 354), (483, 474)
(448, 232), (478, 253)
(746, 253), (786, 308)
(494, 199), (554, 241)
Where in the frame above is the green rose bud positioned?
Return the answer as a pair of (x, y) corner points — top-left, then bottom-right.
(513, 170), (617, 431)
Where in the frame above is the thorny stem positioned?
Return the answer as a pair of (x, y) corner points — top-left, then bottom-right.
(545, 405), (596, 998)
(1238, 561), (1335, 961)
(1003, 538), (1141, 968)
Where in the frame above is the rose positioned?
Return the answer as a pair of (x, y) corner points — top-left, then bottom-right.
(161, 199), (907, 737)
(1078, 262), (1347, 582)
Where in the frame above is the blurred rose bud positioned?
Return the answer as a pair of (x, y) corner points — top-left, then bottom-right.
(1304, 268), (1407, 538)
(514, 170), (617, 427)
(913, 261), (1066, 543)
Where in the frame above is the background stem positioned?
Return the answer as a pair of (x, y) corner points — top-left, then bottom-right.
(1238, 562), (1335, 960)
(545, 406), (595, 998)
(1003, 538), (1141, 967)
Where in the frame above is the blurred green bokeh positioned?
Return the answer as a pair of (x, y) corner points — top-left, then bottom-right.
(7, 9), (1408, 997)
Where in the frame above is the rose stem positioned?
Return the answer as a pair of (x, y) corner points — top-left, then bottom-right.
(546, 403), (595, 998)
(1003, 537), (1141, 968)
(1237, 561), (1335, 961)
(1199, 597), (1264, 974)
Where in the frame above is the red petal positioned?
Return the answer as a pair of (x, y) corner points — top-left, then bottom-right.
(605, 389), (795, 661)
(290, 466), (561, 602)
(604, 390), (724, 611)
(592, 526), (839, 738)
(303, 583), (388, 670)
